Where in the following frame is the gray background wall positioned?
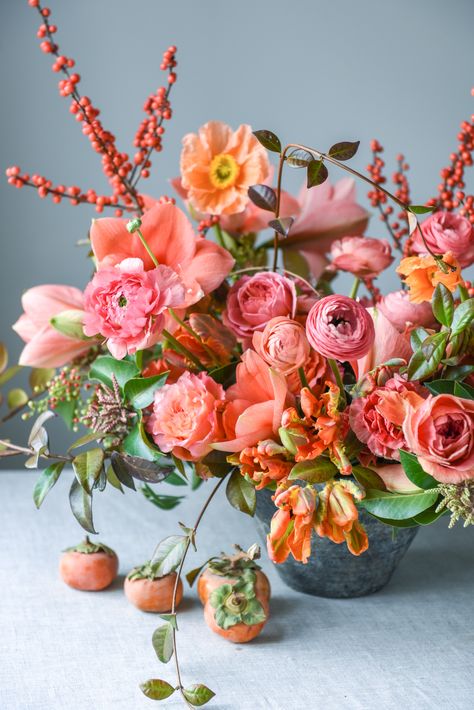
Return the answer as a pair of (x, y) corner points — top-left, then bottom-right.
(1, 0), (473, 456)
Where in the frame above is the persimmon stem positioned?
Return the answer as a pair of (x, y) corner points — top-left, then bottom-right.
(170, 475), (227, 707)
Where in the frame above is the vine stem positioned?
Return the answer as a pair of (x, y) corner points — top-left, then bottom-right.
(170, 476), (227, 707)
(0, 438), (72, 462)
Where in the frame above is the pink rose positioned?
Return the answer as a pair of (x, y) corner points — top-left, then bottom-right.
(12, 284), (91, 368)
(305, 295), (375, 361)
(90, 202), (234, 307)
(330, 236), (393, 278)
(214, 350), (290, 453)
(378, 290), (436, 333)
(146, 371), (225, 461)
(410, 211), (474, 268)
(403, 394), (474, 483)
(252, 317), (310, 375)
(223, 272), (297, 343)
(349, 375), (425, 461)
(83, 258), (185, 359)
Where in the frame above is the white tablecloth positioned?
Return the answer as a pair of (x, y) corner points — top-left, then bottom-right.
(1, 471), (473, 710)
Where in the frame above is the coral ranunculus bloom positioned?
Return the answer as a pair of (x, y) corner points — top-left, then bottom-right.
(180, 121), (270, 216)
(396, 252), (464, 303)
(90, 202), (234, 307)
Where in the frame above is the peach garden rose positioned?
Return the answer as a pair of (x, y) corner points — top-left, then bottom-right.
(252, 316), (310, 376)
(410, 211), (474, 268)
(329, 235), (393, 278)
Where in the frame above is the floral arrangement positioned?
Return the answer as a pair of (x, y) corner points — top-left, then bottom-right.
(1, 1), (474, 706)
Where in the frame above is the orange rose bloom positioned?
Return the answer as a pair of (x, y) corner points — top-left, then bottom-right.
(180, 121), (269, 215)
(396, 252), (464, 303)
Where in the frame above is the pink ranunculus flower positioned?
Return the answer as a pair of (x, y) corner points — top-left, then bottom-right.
(330, 236), (393, 278)
(373, 464), (422, 493)
(13, 284), (91, 368)
(349, 375), (425, 461)
(146, 371), (225, 461)
(83, 258), (185, 359)
(89, 202), (234, 307)
(284, 178), (370, 278)
(214, 350), (290, 453)
(403, 394), (474, 483)
(410, 211), (474, 268)
(223, 272), (297, 344)
(252, 317), (310, 376)
(378, 290), (436, 333)
(305, 295), (375, 362)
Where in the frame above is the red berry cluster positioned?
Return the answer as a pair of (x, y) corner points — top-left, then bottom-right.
(131, 46), (177, 183)
(426, 100), (474, 223)
(7, 2), (178, 215)
(366, 141), (411, 250)
(197, 215), (219, 234)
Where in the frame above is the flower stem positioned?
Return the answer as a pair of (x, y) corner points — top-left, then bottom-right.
(327, 359), (347, 408)
(459, 284), (469, 302)
(349, 277), (361, 300)
(272, 150), (288, 271)
(214, 222), (226, 249)
(136, 228), (159, 268)
(170, 476), (227, 707)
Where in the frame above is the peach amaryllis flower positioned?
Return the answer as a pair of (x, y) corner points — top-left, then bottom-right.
(314, 480), (368, 556)
(180, 121), (270, 216)
(267, 485), (317, 564)
(89, 201), (234, 307)
(13, 284), (92, 368)
(281, 177), (370, 278)
(396, 251), (464, 303)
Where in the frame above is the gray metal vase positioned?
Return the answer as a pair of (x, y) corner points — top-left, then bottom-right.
(255, 487), (418, 598)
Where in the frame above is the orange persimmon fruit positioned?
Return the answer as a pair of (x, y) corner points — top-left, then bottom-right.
(124, 562), (183, 613)
(59, 537), (118, 591)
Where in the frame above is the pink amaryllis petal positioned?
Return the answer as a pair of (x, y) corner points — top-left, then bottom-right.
(353, 308), (412, 380)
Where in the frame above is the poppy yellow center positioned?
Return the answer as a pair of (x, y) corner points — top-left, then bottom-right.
(209, 153), (239, 190)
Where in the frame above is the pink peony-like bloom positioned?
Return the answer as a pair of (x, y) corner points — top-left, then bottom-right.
(223, 272), (297, 343)
(146, 371), (225, 461)
(214, 349), (290, 453)
(349, 375), (425, 461)
(330, 236), (393, 278)
(180, 121), (269, 216)
(83, 258), (185, 359)
(90, 202), (234, 307)
(13, 284), (91, 368)
(378, 290), (436, 333)
(410, 211), (474, 268)
(284, 178), (370, 278)
(252, 317), (310, 375)
(403, 394), (474, 483)
(305, 295), (375, 362)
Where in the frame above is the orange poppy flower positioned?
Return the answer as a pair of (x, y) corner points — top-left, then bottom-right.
(396, 252), (464, 303)
(180, 121), (269, 216)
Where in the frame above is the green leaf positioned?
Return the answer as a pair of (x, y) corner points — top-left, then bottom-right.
(152, 624), (174, 664)
(408, 204), (435, 215)
(352, 465), (386, 492)
(122, 421), (163, 462)
(7, 388), (28, 409)
(328, 140), (360, 161)
(288, 458), (337, 483)
(399, 450), (438, 489)
(359, 488), (438, 520)
(367, 513), (419, 528)
(50, 309), (88, 340)
(159, 613), (178, 629)
(191, 468), (203, 490)
(106, 464), (124, 493)
(140, 679), (175, 701)
(226, 470), (256, 516)
(0, 365), (22, 387)
(124, 373), (168, 410)
(407, 331), (448, 381)
(454, 381), (474, 400)
(165, 471), (188, 486)
(252, 129), (281, 153)
(72, 448), (104, 495)
(247, 184), (276, 212)
(33, 461), (65, 508)
(432, 283), (454, 327)
(54, 399), (76, 429)
(410, 327), (430, 352)
(89, 356), (139, 390)
(201, 449), (233, 478)
(268, 217), (294, 237)
(68, 431), (108, 452)
(286, 148), (313, 168)
(150, 535), (187, 576)
(451, 298), (474, 336)
(111, 451), (173, 483)
(282, 250), (310, 280)
(307, 159), (329, 188)
(110, 457), (136, 490)
(69, 478), (97, 534)
(183, 684), (216, 707)
(413, 501), (446, 526)
(141, 483), (184, 510)
(424, 379), (455, 396)
(443, 364), (474, 381)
